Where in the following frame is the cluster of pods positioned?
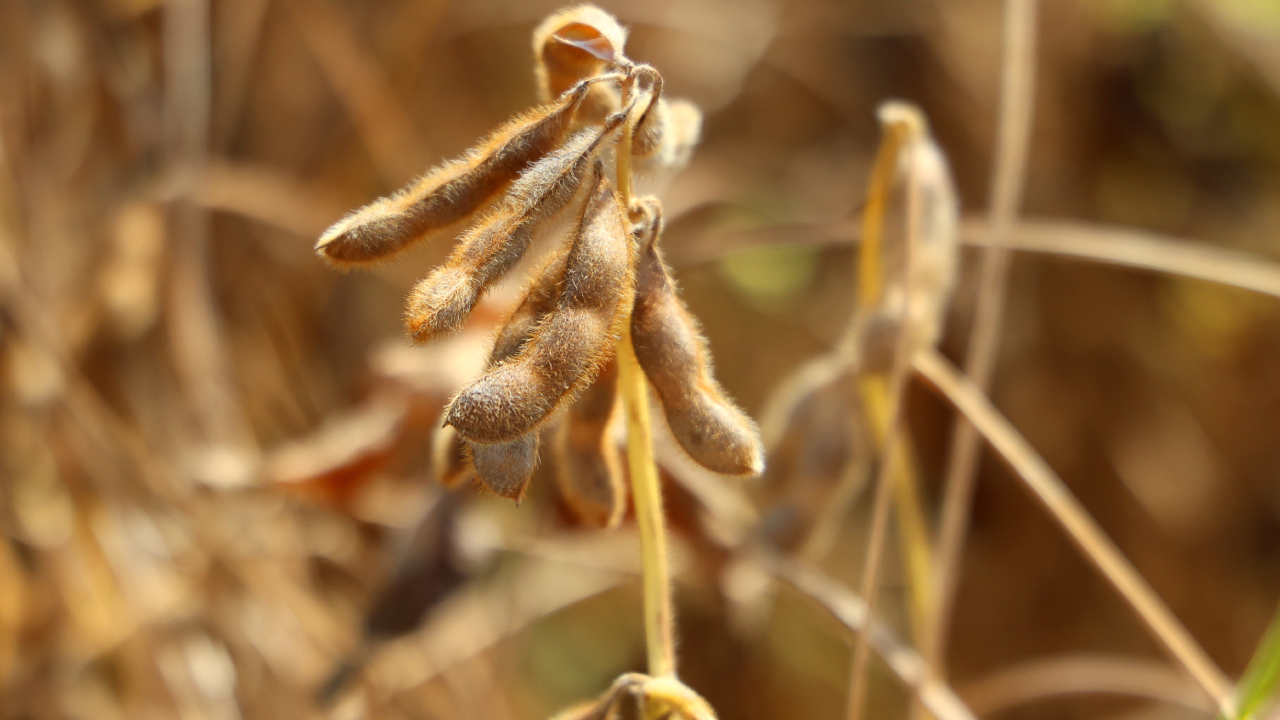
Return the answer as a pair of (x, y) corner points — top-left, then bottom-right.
(316, 6), (763, 527)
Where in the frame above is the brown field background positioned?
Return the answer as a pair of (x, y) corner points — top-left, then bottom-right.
(2, 0), (1280, 718)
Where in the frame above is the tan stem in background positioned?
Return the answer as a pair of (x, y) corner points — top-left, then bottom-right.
(165, 0), (256, 477)
(913, 348), (1235, 717)
(927, 0), (1038, 675)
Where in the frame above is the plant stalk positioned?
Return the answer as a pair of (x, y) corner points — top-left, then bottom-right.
(615, 76), (676, 679)
(618, 330), (677, 678)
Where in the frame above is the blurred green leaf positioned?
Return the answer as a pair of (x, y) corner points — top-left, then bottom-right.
(1229, 602), (1280, 720)
(717, 245), (820, 313)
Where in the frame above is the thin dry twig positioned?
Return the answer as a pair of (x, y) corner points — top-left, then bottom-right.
(969, 218), (1280, 300)
(760, 552), (978, 720)
(958, 654), (1215, 717)
(845, 369), (913, 720)
(185, 161), (349, 239)
(668, 214), (1280, 305)
(927, 0), (1039, 677)
(211, 0), (270, 150)
(912, 347), (1236, 716)
(182, 172), (1280, 309)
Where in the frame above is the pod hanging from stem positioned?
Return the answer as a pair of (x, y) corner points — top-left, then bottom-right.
(317, 74), (622, 265)
(445, 159), (633, 444)
(630, 199), (764, 477)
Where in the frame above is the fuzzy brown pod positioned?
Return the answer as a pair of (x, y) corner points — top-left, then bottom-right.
(553, 357), (625, 528)
(316, 75), (619, 266)
(533, 5), (628, 124)
(445, 160), (633, 444)
(636, 98), (702, 174)
(631, 71), (666, 159)
(320, 491), (469, 703)
(489, 248), (570, 362)
(464, 252), (570, 499)
(403, 116), (622, 345)
(630, 204), (764, 477)
(470, 433), (541, 501)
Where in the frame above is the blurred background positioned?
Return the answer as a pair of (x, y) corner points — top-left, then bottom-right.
(2, 0), (1280, 718)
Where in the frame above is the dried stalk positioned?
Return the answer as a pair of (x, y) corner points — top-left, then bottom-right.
(762, 553), (978, 720)
(959, 654), (1214, 716)
(969, 218), (1280, 300)
(913, 347), (1236, 717)
(927, 0), (1039, 678)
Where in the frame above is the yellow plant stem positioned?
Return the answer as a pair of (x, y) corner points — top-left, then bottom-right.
(847, 112), (935, 720)
(856, 115), (934, 640)
(862, 375), (933, 637)
(618, 329), (677, 678)
(616, 75), (635, 203)
(615, 73), (676, 680)
(858, 121), (904, 308)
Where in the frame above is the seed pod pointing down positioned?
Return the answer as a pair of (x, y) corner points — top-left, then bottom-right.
(317, 76), (616, 266)
(630, 204), (764, 477)
(445, 160), (633, 444)
(489, 249), (569, 362)
(553, 357), (625, 528)
(405, 111), (626, 345)
(469, 433), (541, 501)
(466, 251), (570, 499)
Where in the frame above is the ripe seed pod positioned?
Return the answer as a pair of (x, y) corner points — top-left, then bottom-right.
(630, 203), (764, 477)
(465, 254), (568, 498)
(445, 160), (633, 444)
(316, 75), (619, 266)
(405, 110), (628, 345)
(759, 365), (867, 550)
(533, 5), (628, 123)
(469, 432), (541, 501)
(553, 358), (625, 528)
(490, 249), (569, 362)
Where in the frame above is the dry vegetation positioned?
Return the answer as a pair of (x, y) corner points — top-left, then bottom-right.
(2, 0), (1280, 719)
